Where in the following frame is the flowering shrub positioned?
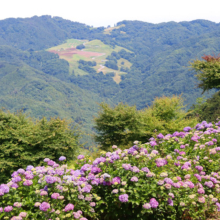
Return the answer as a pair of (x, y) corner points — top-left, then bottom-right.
(0, 156), (95, 220)
(1, 120), (220, 219)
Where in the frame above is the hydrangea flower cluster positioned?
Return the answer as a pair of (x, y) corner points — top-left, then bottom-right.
(1, 121), (220, 219)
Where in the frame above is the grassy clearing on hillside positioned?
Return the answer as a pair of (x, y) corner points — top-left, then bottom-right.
(47, 39), (132, 82)
(48, 39), (87, 51)
(104, 24), (125, 35)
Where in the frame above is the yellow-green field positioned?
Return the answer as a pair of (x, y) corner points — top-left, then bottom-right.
(46, 38), (132, 83)
(48, 39), (87, 50)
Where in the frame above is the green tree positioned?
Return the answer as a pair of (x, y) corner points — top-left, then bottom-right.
(190, 55), (220, 93)
(0, 110), (80, 182)
(94, 103), (142, 150)
(76, 44), (85, 50)
(94, 96), (197, 150)
(189, 92), (220, 122)
(146, 96), (197, 134)
(189, 55), (220, 121)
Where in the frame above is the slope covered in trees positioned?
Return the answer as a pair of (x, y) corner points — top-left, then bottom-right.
(0, 45), (111, 146)
(0, 16), (220, 146)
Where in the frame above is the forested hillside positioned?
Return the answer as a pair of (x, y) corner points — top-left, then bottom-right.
(0, 16), (219, 146)
(0, 45), (111, 145)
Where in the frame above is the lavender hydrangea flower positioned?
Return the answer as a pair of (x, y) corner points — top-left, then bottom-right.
(51, 193), (60, 199)
(183, 127), (191, 132)
(195, 166), (203, 171)
(40, 191), (48, 196)
(194, 174), (202, 182)
(130, 176), (138, 182)
(150, 141), (157, 147)
(210, 177), (218, 183)
(4, 206), (13, 212)
(164, 178), (173, 184)
(157, 133), (164, 139)
(155, 158), (167, 167)
(12, 176), (22, 183)
(43, 158), (50, 162)
(131, 166), (140, 173)
(150, 198), (159, 208)
(26, 165), (34, 171)
(59, 156), (66, 161)
(39, 202), (50, 211)
(112, 177), (121, 185)
(103, 173), (111, 179)
(157, 180), (164, 185)
(141, 167), (149, 173)
(122, 164), (131, 170)
(91, 167), (102, 174)
(77, 155), (85, 160)
(82, 185), (92, 193)
(81, 164), (92, 172)
(45, 175), (56, 184)
(197, 188), (205, 194)
(19, 212), (27, 217)
(168, 193), (175, 198)
(17, 169), (25, 174)
(167, 198), (173, 206)
(47, 160), (55, 166)
(216, 202), (220, 211)
(204, 181), (214, 188)
(119, 194), (129, 202)
(23, 180), (33, 186)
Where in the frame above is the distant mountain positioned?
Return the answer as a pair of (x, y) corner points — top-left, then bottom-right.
(0, 15), (104, 50)
(0, 45), (109, 146)
(0, 16), (219, 146)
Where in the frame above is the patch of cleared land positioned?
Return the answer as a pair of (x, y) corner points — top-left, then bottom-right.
(104, 24), (126, 35)
(47, 38), (132, 83)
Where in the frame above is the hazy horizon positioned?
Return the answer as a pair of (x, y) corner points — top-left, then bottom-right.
(1, 0), (220, 27)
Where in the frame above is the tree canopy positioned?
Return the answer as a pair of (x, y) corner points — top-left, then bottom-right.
(0, 110), (80, 182)
(94, 96), (197, 150)
(190, 55), (220, 93)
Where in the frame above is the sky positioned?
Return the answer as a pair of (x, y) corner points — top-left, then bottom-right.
(0, 0), (220, 27)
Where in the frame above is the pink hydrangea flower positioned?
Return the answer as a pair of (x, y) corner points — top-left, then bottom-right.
(150, 198), (159, 208)
(51, 193), (60, 199)
(19, 212), (27, 217)
(143, 203), (151, 209)
(4, 206), (13, 212)
(39, 202), (50, 212)
(64, 203), (74, 212)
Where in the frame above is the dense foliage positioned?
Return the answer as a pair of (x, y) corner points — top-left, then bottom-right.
(0, 16), (220, 146)
(0, 45), (109, 147)
(190, 55), (220, 93)
(94, 96), (197, 150)
(78, 60), (97, 74)
(189, 55), (220, 122)
(1, 121), (220, 219)
(0, 16), (104, 50)
(0, 110), (80, 182)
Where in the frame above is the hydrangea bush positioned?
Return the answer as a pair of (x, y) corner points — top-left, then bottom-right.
(1, 121), (220, 219)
